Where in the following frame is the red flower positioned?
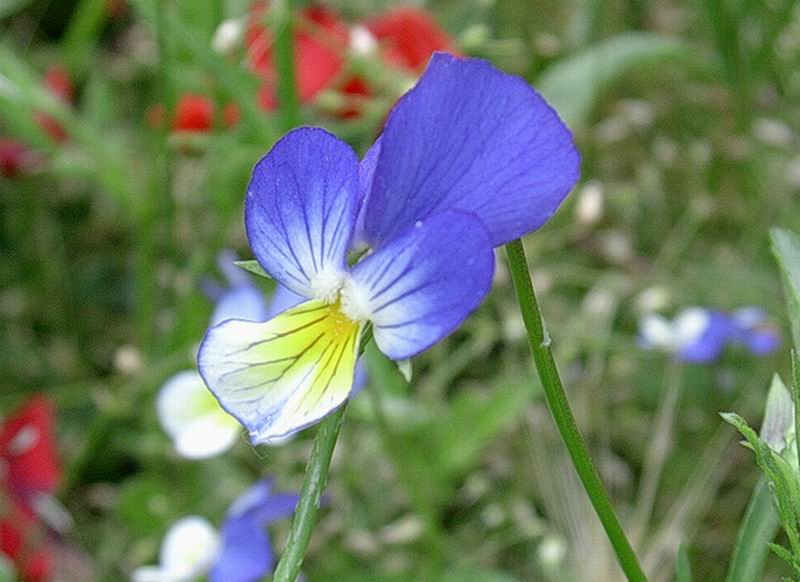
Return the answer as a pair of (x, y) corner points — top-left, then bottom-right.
(0, 396), (60, 581)
(0, 138), (34, 178)
(36, 67), (73, 143)
(149, 95), (240, 133)
(365, 7), (455, 72)
(246, 3), (348, 108)
(173, 94), (215, 132)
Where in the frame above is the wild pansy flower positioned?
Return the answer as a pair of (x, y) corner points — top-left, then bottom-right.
(158, 254), (322, 457)
(198, 53), (579, 444)
(0, 396), (61, 582)
(157, 253), (270, 459)
(132, 479), (297, 582)
(638, 306), (780, 363)
(209, 478), (298, 582)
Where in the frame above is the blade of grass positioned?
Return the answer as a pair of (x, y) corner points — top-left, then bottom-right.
(724, 477), (780, 582)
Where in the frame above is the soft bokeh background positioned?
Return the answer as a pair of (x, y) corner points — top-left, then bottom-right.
(1, 0), (799, 580)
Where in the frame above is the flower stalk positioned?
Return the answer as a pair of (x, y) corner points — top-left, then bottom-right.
(272, 403), (347, 582)
(504, 239), (647, 582)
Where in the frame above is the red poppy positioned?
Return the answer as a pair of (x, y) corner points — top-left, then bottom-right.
(0, 396), (60, 581)
(246, 3), (349, 108)
(173, 94), (215, 132)
(364, 7), (455, 72)
(36, 67), (73, 143)
(0, 138), (34, 179)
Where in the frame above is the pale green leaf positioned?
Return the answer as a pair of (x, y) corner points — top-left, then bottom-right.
(234, 260), (271, 279)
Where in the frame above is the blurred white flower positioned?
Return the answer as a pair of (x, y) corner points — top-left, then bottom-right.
(157, 370), (241, 459)
(132, 517), (219, 582)
(638, 308), (710, 353)
(753, 117), (794, 148)
(575, 181), (604, 225)
(349, 25), (378, 56)
(212, 18), (244, 56)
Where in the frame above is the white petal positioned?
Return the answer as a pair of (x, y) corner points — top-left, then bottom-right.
(638, 314), (675, 349)
(131, 566), (172, 582)
(673, 308), (710, 347)
(157, 371), (241, 458)
(159, 517), (219, 580)
(173, 416), (241, 460)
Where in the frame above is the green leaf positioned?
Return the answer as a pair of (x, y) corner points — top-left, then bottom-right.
(676, 544), (693, 582)
(725, 477), (781, 582)
(771, 228), (800, 351)
(536, 33), (697, 127)
(234, 260), (271, 279)
(760, 374), (794, 452)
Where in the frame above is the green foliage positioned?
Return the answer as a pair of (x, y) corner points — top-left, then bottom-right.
(772, 229), (800, 352)
(234, 259), (272, 279)
(722, 408), (800, 577)
(537, 33), (698, 128)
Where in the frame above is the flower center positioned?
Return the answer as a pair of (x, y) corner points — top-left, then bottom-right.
(310, 267), (346, 304)
(339, 277), (373, 322)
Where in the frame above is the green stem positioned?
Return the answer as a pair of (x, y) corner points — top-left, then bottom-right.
(504, 239), (647, 582)
(272, 0), (300, 131)
(724, 477), (780, 582)
(272, 404), (347, 582)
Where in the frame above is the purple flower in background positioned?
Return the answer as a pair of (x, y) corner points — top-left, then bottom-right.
(209, 479), (299, 582)
(730, 307), (782, 356)
(198, 52), (579, 444)
(638, 306), (780, 364)
(209, 250), (271, 326)
(132, 479), (297, 582)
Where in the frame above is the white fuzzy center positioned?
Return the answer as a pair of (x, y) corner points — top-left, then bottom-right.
(310, 268), (346, 304)
(340, 277), (374, 322)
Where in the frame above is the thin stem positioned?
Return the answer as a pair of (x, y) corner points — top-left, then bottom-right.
(504, 239), (647, 582)
(272, 404), (347, 582)
(631, 357), (683, 540)
(272, 0), (300, 131)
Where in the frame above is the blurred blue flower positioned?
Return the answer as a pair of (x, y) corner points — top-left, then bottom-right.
(198, 52), (580, 444)
(132, 479), (298, 582)
(209, 250), (271, 325)
(210, 478), (299, 582)
(638, 307), (780, 363)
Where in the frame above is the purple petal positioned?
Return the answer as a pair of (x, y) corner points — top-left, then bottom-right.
(266, 284), (307, 319)
(347, 210), (494, 360)
(678, 311), (732, 363)
(741, 328), (781, 356)
(246, 128), (360, 298)
(211, 284), (270, 326)
(361, 53), (580, 249)
(209, 514), (273, 582)
(353, 137), (382, 248)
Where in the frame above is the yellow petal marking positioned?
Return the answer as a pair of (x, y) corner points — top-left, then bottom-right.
(198, 299), (363, 444)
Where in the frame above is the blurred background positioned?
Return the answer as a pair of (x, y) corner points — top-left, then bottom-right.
(1, 0), (799, 580)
